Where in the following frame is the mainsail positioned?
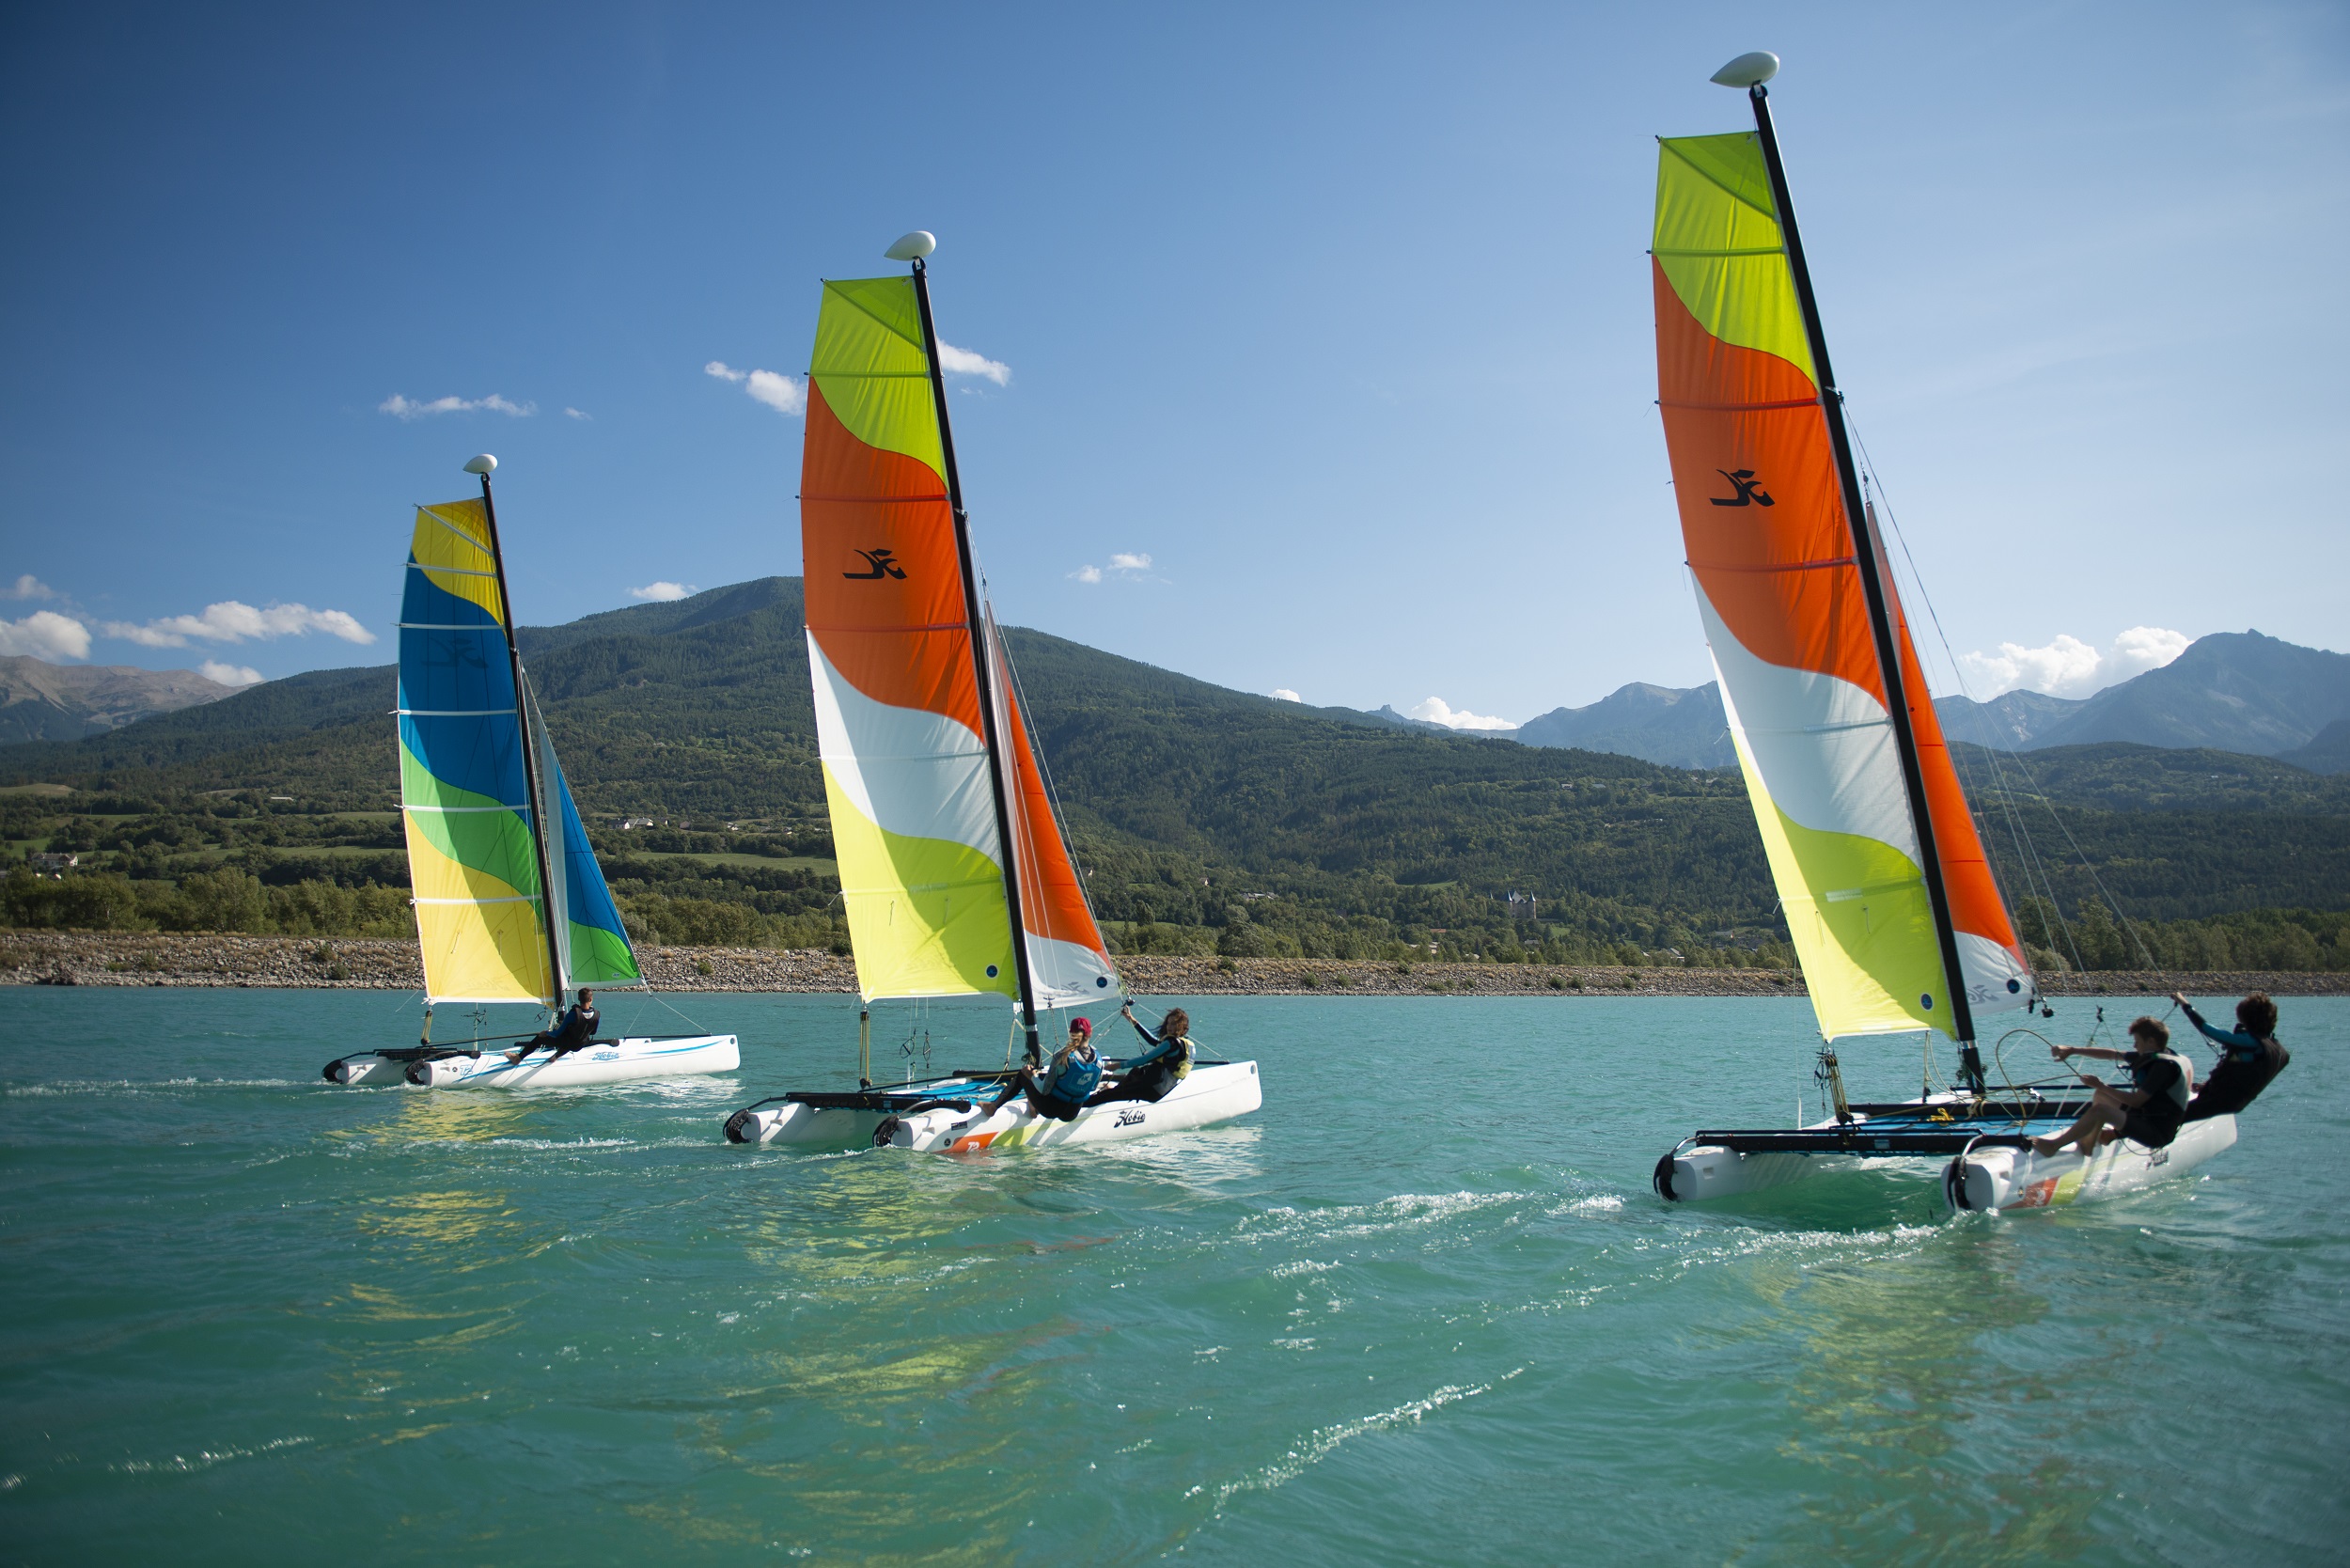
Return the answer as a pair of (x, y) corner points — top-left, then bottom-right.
(801, 272), (1118, 1021)
(1652, 127), (2031, 1044)
(398, 496), (642, 1005)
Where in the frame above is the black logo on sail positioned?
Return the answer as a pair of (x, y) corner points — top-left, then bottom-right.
(843, 548), (907, 580)
(1709, 469), (1775, 508)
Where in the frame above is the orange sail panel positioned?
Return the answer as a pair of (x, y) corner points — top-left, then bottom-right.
(1652, 132), (2029, 1042)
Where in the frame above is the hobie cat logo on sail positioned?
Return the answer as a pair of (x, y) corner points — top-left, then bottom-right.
(843, 548), (907, 580)
(1709, 468), (1774, 508)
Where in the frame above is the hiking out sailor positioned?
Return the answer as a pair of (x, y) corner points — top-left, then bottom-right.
(986, 1014), (1101, 1122)
(509, 989), (601, 1063)
(1087, 1003), (1195, 1107)
(2029, 1015), (2192, 1158)
(2172, 990), (2290, 1121)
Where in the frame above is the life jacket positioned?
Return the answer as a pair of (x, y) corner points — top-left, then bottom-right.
(2185, 1036), (2289, 1121)
(555, 1005), (599, 1046)
(1045, 1043), (1102, 1104)
(2128, 1048), (2192, 1124)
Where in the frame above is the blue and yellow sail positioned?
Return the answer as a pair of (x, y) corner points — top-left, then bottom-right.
(398, 497), (640, 1004)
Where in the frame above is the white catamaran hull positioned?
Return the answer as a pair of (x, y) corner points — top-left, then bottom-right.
(1659, 1104), (2237, 1212)
(326, 1034), (739, 1089)
(728, 1060), (1261, 1152)
(1945, 1115), (2236, 1212)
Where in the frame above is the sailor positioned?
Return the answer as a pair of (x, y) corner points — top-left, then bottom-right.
(985, 1015), (1101, 1122)
(509, 989), (601, 1063)
(2172, 990), (2290, 1121)
(2029, 1015), (2192, 1158)
(1087, 1003), (1195, 1106)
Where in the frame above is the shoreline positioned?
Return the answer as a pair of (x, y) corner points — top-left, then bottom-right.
(3, 931), (2344, 999)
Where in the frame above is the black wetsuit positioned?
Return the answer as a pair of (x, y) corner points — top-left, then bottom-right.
(1087, 1018), (1194, 1106)
(2180, 1005), (2289, 1121)
(525, 1003), (600, 1058)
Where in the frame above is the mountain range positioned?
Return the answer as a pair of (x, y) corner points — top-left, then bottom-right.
(0, 656), (237, 745)
(1324, 629), (2348, 775)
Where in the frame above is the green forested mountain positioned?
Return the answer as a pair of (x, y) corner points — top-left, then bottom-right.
(4, 580), (2345, 970)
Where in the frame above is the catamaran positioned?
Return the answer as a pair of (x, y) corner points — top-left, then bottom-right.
(323, 456), (739, 1089)
(722, 232), (1261, 1152)
(1647, 55), (2234, 1211)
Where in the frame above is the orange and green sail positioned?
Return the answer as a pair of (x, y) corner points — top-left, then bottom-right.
(397, 497), (640, 1005)
(801, 274), (1118, 1009)
(1652, 131), (2030, 1043)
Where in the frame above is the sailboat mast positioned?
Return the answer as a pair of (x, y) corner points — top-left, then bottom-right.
(1744, 84), (1977, 1048)
(907, 259), (1043, 1064)
(474, 467), (567, 1011)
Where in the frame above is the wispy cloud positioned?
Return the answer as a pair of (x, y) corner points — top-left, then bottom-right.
(102, 601), (376, 650)
(564, 406), (592, 421)
(1409, 696), (1516, 731)
(630, 581), (697, 603)
(1958, 625), (2189, 698)
(0, 610), (92, 662)
(1269, 688), (1302, 702)
(199, 660), (265, 687)
(937, 340), (1010, 385)
(1069, 551), (1155, 586)
(705, 361), (806, 416)
(379, 393), (536, 420)
(5, 574), (56, 601)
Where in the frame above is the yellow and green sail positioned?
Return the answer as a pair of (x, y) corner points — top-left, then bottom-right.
(397, 498), (640, 1004)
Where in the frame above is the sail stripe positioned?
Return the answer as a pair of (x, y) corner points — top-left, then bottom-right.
(1654, 130), (2029, 1040)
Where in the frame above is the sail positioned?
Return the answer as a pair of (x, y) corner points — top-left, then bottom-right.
(983, 605), (1120, 1008)
(397, 498), (556, 1005)
(524, 682), (643, 989)
(1652, 132), (2030, 1041)
(803, 275), (1022, 1003)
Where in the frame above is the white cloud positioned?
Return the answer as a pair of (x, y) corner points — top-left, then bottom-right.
(102, 601), (377, 650)
(564, 406), (592, 421)
(379, 393), (536, 420)
(0, 610), (92, 662)
(1958, 625), (2190, 698)
(630, 581), (697, 602)
(745, 369), (805, 415)
(199, 660), (265, 687)
(1070, 551), (1155, 586)
(1409, 696), (1517, 731)
(5, 574), (55, 601)
(936, 340), (1010, 385)
(706, 360), (805, 416)
(1269, 688), (1302, 702)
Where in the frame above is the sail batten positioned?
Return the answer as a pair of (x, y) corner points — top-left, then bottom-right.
(1653, 126), (2030, 1043)
(802, 272), (1117, 1011)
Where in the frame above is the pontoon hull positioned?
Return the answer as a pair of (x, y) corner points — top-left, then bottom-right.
(1945, 1115), (2236, 1211)
(727, 1060), (1262, 1152)
(325, 1034), (739, 1089)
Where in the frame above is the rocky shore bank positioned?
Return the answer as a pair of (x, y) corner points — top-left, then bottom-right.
(2, 931), (2342, 1000)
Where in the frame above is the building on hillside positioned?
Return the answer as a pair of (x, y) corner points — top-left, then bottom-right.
(618, 817), (655, 831)
(1504, 891), (1539, 921)
(28, 852), (78, 877)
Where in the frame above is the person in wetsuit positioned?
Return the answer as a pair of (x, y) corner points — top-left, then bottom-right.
(509, 989), (601, 1063)
(1087, 1004), (1195, 1107)
(2029, 1015), (2193, 1158)
(2172, 989), (2290, 1121)
(986, 1015), (1102, 1122)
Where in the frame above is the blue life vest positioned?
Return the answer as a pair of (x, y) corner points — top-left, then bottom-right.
(1046, 1043), (1102, 1103)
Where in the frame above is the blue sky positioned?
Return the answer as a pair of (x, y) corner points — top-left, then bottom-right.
(2, 2), (2344, 724)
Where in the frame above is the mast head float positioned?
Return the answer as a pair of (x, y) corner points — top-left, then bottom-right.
(462, 453), (498, 476)
(885, 230), (937, 261)
(1710, 51), (1779, 88)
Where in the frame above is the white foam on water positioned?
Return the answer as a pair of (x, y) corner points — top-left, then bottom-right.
(1207, 1366), (1526, 1504)
(1242, 1190), (1532, 1247)
(1268, 1258), (1341, 1278)
(110, 1435), (312, 1476)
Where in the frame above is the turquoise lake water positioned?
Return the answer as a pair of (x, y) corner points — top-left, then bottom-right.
(1, 987), (2343, 1564)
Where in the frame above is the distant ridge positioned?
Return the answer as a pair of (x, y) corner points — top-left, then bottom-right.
(1514, 682), (1732, 770)
(0, 656), (238, 745)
